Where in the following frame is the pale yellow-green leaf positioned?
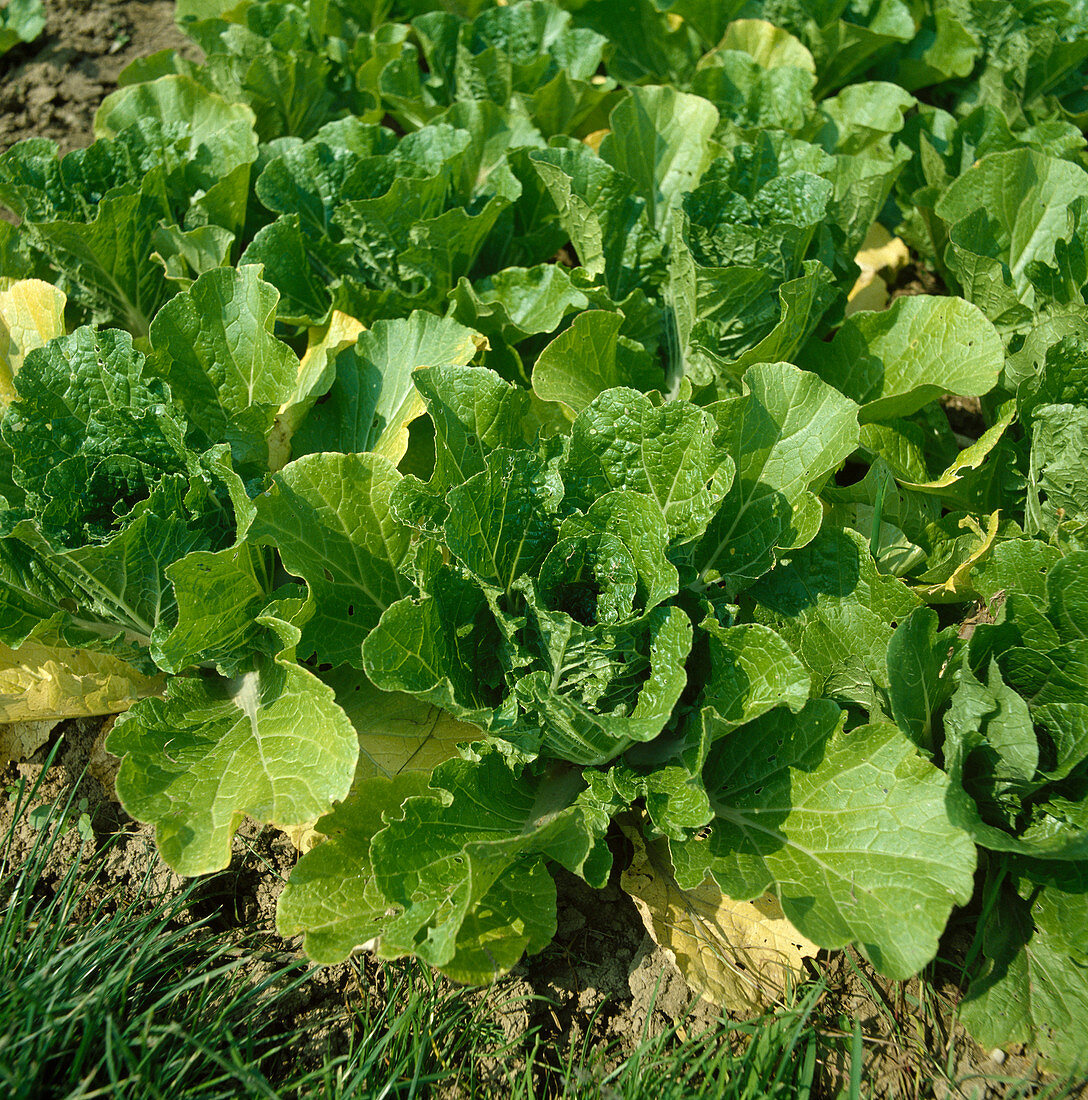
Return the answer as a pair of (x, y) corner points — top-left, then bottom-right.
(372, 330), (488, 467)
(0, 640), (165, 725)
(621, 828), (817, 1015)
(719, 18), (815, 72)
(0, 279), (66, 404)
(268, 310), (366, 472)
(325, 667), (479, 782)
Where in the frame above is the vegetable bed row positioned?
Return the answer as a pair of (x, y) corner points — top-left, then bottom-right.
(1, 0), (1087, 1072)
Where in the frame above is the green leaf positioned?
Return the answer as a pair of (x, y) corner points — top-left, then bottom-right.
(699, 618), (810, 733)
(150, 542), (272, 675)
(0, 0), (45, 56)
(148, 266), (301, 470)
(449, 263), (590, 348)
(1026, 404), (1088, 536)
(250, 452), (410, 668)
(532, 310), (661, 417)
(320, 668), (478, 784)
(691, 49), (814, 134)
(944, 660), (1041, 849)
(598, 85), (719, 229)
(750, 527), (922, 714)
(108, 623), (359, 875)
(893, 8), (979, 91)
(815, 82), (916, 157)
(444, 448), (560, 593)
(936, 150), (1088, 311)
(673, 703), (976, 978)
(961, 869), (1088, 1074)
(717, 19), (815, 73)
(530, 145), (662, 300)
(557, 490), (677, 611)
(694, 362), (859, 593)
(515, 600), (692, 765)
(237, 215), (338, 326)
(369, 748), (610, 972)
(2, 326), (186, 516)
(276, 772), (433, 965)
(798, 295), (1003, 423)
(363, 566), (512, 730)
(413, 364), (535, 492)
(886, 608), (958, 752)
(12, 174), (172, 336)
(94, 75), (258, 235)
(1045, 551), (1088, 646)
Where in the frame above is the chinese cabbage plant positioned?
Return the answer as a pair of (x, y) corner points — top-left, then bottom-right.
(2, 0), (1088, 1074)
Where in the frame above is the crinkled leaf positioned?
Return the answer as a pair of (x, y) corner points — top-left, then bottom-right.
(370, 748), (611, 969)
(562, 388), (733, 543)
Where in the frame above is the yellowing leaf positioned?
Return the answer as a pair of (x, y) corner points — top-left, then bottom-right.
(899, 405), (1015, 494)
(281, 822), (324, 853)
(0, 640), (165, 726)
(854, 223), (911, 274)
(720, 19), (815, 72)
(583, 128), (609, 154)
(846, 273), (892, 315)
(325, 668), (478, 782)
(621, 828), (817, 1015)
(0, 279), (66, 404)
(913, 509), (1002, 602)
(0, 719), (58, 764)
(846, 225), (910, 317)
(268, 310), (366, 471)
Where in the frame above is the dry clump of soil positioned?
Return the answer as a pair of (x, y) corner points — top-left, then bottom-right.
(0, 0), (199, 156)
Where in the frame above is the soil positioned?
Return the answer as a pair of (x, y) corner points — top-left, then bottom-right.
(0, 0), (199, 156)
